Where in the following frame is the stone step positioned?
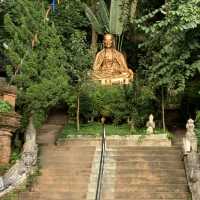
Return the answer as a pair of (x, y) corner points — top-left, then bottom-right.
(32, 185), (89, 193)
(38, 169), (186, 178)
(101, 191), (189, 199)
(36, 176), (91, 184)
(105, 168), (186, 176)
(41, 158), (94, 164)
(104, 177), (187, 184)
(106, 146), (181, 151)
(40, 168), (92, 175)
(57, 139), (101, 146)
(103, 172), (186, 178)
(105, 160), (184, 168)
(101, 184), (189, 193)
(41, 156), (94, 163)
(106, 155), (182, 161)
(41, 149), (97, 155)
(106, 151), (182, 157)
(39, 164), (93, 170)
(20, 191), (87, 200)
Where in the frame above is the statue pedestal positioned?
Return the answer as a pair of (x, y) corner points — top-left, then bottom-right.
(97, 77), (131, 85)
(0, 131), (12, 164)
(0, 112), (20, 164)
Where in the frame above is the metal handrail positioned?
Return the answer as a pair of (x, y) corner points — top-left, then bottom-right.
(95, 120), (106, 200)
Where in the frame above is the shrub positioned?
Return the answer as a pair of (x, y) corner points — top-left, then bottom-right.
(0, 100), (12, 112)
(195, 111), (200, 146)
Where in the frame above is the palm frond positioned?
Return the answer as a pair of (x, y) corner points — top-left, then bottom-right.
(109, 0), (124, 35)
(96, 0), (110, 33)
(83, 3), (104, 34)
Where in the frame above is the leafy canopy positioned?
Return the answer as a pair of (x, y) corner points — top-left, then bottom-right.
(4, 0), (69, 127)
(137, 0), (200, 94)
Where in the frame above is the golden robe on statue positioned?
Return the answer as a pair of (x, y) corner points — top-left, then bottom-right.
(91, 34), (134, 85)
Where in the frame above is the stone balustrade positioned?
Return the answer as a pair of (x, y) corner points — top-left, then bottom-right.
(183, 119), (200, 200)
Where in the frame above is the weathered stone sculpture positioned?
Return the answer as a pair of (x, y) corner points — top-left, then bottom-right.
(183, 118), (197, 154)
(0, 117), (38, 196)
(92, 34), (134, 85)
(183, 119), (200, 200)
(146, 114), (155, 134)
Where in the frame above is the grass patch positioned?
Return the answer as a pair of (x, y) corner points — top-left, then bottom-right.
(0, 186), (26, 200)
(59, 122), (130, 138)
(59, 122), (171, 139)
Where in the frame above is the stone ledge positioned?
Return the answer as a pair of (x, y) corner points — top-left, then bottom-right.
(0, 112), (21, 132)
(0, 78), (17, 95)
(57, 134), (171, 147)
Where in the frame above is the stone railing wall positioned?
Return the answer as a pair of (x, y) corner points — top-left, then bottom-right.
(183, 119), (200, 200)
(0, 117), (38, 197)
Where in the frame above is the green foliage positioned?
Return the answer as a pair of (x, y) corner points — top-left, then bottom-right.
(0, 100), (12, 112)
(109, 0), (127, 35)
(84, 0), (128, 37)
(195, 111), (200, 146)
(10, 148), (21, 164)
(0, 164), (9, 176)
(59, 122), (170, 139)
(84, 2), (105, 34)
(59, 122), (132, 138)
(137, 0), (200, 94)
(83, 78), (155, 126)
(3, 0), (69, 127)
(122, 77), (156, 127)
(51, 0), (89, 43)
(65, 31), (92, 81)
(51, 1), (92, 127)
(88, 84), (126, 120)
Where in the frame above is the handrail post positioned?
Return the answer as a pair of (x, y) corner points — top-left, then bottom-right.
(95, 117), (107, 200)
(101, 117), (106, 151)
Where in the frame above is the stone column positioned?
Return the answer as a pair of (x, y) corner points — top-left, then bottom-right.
(0, 130), (12, 164)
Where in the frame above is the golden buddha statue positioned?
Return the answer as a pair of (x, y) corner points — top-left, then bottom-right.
(92, 33), (134, 85)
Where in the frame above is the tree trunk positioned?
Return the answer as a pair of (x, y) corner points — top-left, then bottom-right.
(162, 87), (166, 133)
(91, 28), (98, 50)
(90, 0), (98, 51)
(130, 0), (139, 23)
(76, 95), (80, 132)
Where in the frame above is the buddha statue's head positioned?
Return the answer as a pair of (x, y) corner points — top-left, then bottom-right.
(103, 33), (113, 48)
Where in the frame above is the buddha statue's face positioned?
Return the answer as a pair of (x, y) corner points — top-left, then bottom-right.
(103, 34), (113, 48)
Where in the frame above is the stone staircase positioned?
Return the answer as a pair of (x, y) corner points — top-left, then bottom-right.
(19, 113), (99, 200)
(16, 114), (190, 200)
(102, 146), (190, 200)
(20, 145), (97, 200)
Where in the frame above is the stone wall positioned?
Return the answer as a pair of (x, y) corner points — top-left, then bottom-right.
(0, 118), (38, 197)
(0, 112), (21, 164)
(0, 131), (12, 163)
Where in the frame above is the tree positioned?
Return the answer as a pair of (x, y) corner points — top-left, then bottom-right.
(49, 1), (93, 130)
(137, 0), (200, 94)
(64, 31), (92, 131)
(136, 0), (200, 129)
(3, 0), (69, 127)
